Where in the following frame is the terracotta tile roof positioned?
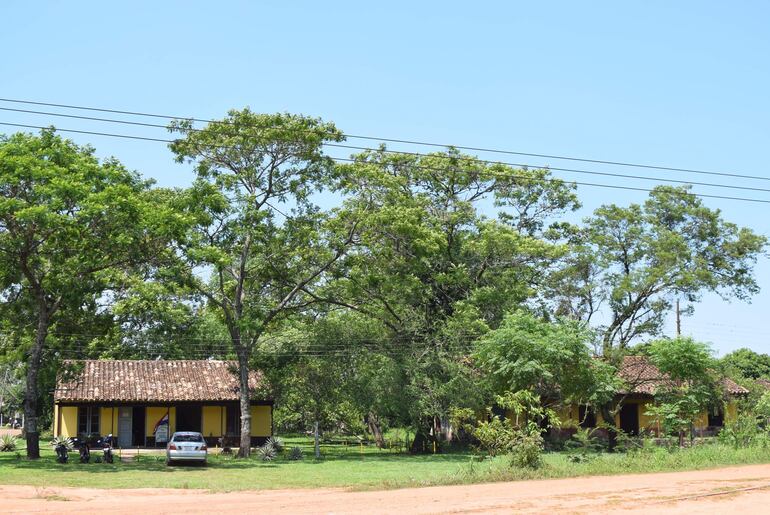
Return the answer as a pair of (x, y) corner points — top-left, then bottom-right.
(54, 360), (268, 403)
(616, 356), (670, 395)
(721, 376), (750, 395)
(616, 355), (748, 396)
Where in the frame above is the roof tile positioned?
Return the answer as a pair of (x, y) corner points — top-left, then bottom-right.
(54, 360), (267, 403)
(617, 355), (748, 396)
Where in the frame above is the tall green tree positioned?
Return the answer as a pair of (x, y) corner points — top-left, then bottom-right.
(550, 186), (766, 355)
(0, 130), (179, 457)
(167, 110), (361, 456)
(326, 148), (580, 451)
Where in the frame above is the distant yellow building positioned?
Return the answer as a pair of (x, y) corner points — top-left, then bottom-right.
(561, 356), (746, 436)
(53, 360), (272, 447)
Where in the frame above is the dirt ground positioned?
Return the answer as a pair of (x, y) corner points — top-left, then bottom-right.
(4, 463), (770, 514)
(0, 428), (21, 438)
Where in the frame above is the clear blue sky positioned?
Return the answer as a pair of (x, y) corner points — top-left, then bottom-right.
(2, 1), (769, 355)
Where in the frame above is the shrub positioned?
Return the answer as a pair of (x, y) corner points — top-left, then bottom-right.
(50, 436), (74, 450)
(615, 428), (647, 453)
(756, 392), (770, 423)
(719, 413), (767, 449)
(266, 436), (284, 452)
(472, 418), (516, 457)
(257, 442), (277, 461)
(288, 446), (304, 461)
(509, 430), (544, 469)
(0, 434), (19, 452)
(565, 427), (604, 461)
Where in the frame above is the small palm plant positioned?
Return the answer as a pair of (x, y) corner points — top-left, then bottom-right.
(266, 436), (284, 452)
(257, 441), (277, 462)
(50, 436), (74, 450)
(288, 446), (304, 461)
(0, 434), (19, 452)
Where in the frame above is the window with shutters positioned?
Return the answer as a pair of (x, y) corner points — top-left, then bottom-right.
(77, 406), (100, 436)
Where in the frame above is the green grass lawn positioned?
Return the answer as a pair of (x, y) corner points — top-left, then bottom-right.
(3, 435), (770, 492)
(0, 436), (476, 491)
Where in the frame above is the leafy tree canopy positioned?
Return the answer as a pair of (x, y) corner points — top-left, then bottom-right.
(550, 186), (766, 354)
(474, 311), (618, 408)
(721, 348), (770, 380)
(0, 130), (182, 457)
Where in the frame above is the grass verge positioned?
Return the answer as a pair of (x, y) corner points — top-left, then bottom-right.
(1, 435), (770, 492)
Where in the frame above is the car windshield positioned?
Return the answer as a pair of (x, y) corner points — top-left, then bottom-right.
(172, 434), (204, 442)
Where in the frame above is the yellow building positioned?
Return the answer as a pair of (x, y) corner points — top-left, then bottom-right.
(54, 360), (273, 447)
(560, 356), (747, 436)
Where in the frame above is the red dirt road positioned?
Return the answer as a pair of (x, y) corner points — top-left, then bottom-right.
(4, 463), (770, 514)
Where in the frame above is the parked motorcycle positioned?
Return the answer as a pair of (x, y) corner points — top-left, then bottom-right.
(100, 434), (114, 464)
(78, 442), (91, 463)
(55, 441), (69, 464)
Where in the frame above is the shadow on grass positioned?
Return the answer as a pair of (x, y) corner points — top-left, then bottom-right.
(0, 448), (472, 475)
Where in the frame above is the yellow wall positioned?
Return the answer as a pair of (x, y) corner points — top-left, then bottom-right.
(59, 406), (78, 437)
(250, 405), (271, 437)
(145, 407), (176, 437)
(563, 399), (742, 433)
(53, 405), (59, 436)
(100, 407), (119, 436)
(55, 404), (270, 439)
(202, 406), (223, 438)
(604, 400), (657, 432)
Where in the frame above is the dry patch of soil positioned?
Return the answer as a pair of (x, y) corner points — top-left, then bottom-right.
(4, 463), (770, 514)
(0, 428), (21, 438)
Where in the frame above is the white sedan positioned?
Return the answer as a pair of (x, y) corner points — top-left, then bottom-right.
(166, 431), (207, 465)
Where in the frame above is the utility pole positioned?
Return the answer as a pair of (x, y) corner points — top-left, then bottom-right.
(676, 299), (681, 336)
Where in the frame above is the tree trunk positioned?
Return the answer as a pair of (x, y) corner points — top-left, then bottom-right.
(314, 420), (320, 459)
(367, 412), (385, 448)
(25, 302), (49, 459)
(599, 404), (618, 452)
(236, 349), (252, 458)
(409, 419), (435, 454)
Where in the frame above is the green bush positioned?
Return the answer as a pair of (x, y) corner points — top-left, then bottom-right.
(509, 431), (543, 469)
(257, 442), (277, 461)
(756, 392), (770, 422)
(266, 437), (284, 453)
(719, 413), (767, 449)
(565, 427), (604, 461)
(472, 418), (515, 457)
(0, 434), (19, 452)
(615, 428), (648, 453)
(288, 446), (304, 460)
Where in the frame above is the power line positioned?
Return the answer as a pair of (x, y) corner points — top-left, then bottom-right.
(2, 120), (770, 205)
(1, 96), (767, 183)
(3, 106), (770, 195)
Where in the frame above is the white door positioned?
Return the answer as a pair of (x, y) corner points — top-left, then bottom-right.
(118, 408), (132, 448)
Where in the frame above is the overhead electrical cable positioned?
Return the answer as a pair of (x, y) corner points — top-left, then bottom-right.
(2, 106), (769, 194)
(2, 120), (769, 204)
(0, 96), (768, 183)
